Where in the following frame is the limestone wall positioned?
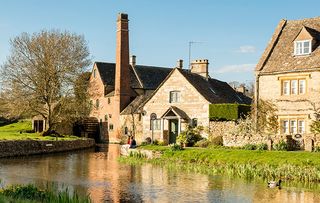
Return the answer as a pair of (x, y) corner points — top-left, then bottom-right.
(0, 139), (95, 158)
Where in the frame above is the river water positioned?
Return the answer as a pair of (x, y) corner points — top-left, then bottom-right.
(0, 144), (319, 203)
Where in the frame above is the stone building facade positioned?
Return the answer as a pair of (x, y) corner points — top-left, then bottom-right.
(255, 17), (320, 145)
(88, 13), (251, 144)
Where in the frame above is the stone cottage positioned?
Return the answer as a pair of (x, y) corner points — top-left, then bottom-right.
(255, 17), (320, 141)
(88, 13), (251, 143)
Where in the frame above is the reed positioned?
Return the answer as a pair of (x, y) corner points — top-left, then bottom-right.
(120, 146), (320, 183)
(0, 184), (91, 203)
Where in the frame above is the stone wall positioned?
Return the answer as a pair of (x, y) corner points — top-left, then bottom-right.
(0, 139), (95, 158)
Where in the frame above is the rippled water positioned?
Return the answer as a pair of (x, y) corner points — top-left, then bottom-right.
(0, 144), (320, 203)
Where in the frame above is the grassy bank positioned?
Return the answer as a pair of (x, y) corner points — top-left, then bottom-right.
(0, 120), (79, 141)
(0, 184), (91, 203)
(119, 146), (320, 183)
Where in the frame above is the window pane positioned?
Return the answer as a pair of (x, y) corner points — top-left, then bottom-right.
(298, 120), (305, 134)
(291, 80), (298, 94)
(299, 80), (306, 94)
(170, 91), (180, 103)
(282, 120), (289, 133)
(303, 41), (310, 54)
(290, 120), (297, 134)
(283, 80), (290, 95)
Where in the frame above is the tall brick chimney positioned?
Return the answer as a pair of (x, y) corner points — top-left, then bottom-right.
(114, 13), (131, 112)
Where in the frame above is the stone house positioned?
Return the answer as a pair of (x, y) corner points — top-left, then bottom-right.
(255, 17), (320, 140)
(88, 13), (251, 143)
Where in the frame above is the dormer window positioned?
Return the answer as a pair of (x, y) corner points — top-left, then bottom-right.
(294, 40), (311, 55)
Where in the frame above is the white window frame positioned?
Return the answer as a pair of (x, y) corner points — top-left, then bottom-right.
(282, 79), (306, 96)
(281, 118), (306, 134)
(151, 119), (161, 131)
(169, 91), (181, 103)
(294, 40), (311, 55)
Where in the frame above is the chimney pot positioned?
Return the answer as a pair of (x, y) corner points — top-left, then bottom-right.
(130, 55), (136, 66)
(177, 59), (183, 69)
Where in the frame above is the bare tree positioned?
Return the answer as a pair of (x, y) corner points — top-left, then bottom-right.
(0, 30), (91, 131)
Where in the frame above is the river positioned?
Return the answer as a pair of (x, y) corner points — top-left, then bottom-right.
(0, 144), (319, 203)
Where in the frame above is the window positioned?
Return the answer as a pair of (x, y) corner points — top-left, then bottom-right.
(169, 91), (180, 103)
(124, 127), (128, 135)
(298, 120), (305, 134)
(282, 79), (306, 95)
(93, 69), (96, 78)
(283, 80), (290, 95)
(282, 120), (289, 134)
(281, 119), (306, 134)
(109, 124), (114, 131)
(299, 80), (306, 94)
(108, 98), (111, 104)
(96, 99), (99, 108)
(294, 40), (311, 55)
(151, 119), (161, 130)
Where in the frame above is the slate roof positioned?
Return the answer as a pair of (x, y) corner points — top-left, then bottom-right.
(120, 91), (154, 115)
(177, 69), (252, 104)
(256, 17), (320, 74)
(95, 62), (171, 89)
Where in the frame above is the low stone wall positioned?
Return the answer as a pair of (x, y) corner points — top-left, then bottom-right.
(0, 139), (95, 158)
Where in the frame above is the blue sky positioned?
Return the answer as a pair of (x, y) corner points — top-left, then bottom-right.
(0, 0), (319, 84)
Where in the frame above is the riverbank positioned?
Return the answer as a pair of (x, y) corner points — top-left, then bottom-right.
(119, 146), (320, 183)
(0, 184), (91, 203)
(0, 139), (95, 158)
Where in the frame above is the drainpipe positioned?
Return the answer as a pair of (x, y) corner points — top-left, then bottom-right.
(254, 72), (260, 131)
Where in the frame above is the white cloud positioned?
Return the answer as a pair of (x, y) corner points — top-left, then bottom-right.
(237, 45), (256, 53)
(216, 63), (256, 73)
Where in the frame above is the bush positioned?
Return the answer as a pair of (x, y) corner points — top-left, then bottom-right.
(243, 144), (256, 150)
(209, 136), (223, 146)
(256, 143), (268, 150)
(209, 103), (251, 121)
(273, 140), (288, 151)
(194, 139), (210, 148)
(314, 146), (320, 152)
(169, 143), (183, 151)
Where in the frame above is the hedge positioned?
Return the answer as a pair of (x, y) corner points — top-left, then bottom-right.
(209, 103), (251, 121)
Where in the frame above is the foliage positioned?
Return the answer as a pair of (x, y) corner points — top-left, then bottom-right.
(129, 151), (147, 159)
(227, 116), (256, 137)
(313, 146), (320, 152)
(256, 143), (268, 151)
(254, 99), (278, 134)
(310, 120), (320, 134)
(0, 30), (91, 131)
(195, 136), (223, 148)
(122, 146), (320, 183)
(169, 143), (183, 151)
(0, 184), (90, 203)
(177, 125), (203, 147)
(273, 140), (288, 151)
(209, 103), (251, 121)
(243, 144), (256, 150)
(194, 139), (210, 148)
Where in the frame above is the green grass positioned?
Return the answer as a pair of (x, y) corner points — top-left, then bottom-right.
(120, 146), (320, 183)
(0, 184), (91, 203)
(0, 120), (79, 141)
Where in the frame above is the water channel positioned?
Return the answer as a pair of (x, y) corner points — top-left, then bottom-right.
(0, 144), (319, 202)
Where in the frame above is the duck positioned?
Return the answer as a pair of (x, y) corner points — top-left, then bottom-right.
(268, 180), (281, 188)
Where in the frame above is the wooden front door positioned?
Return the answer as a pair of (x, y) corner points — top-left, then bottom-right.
(169, 119), (178, 144)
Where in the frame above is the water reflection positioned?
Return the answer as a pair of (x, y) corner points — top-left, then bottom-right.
(0, 144), (320, 202)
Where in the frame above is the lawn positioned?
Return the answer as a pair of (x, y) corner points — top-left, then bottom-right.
(0, 120), (79, 141)
(122, 145), (320, 183)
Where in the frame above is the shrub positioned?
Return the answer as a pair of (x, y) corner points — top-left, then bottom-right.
(177, 132), (187, 145)
(256, 143), (268, 150)
(273, 140), (288, 151)
(209, 103), (251, 121)
(209, 136), (223, 146)
(152, 139), (159, 145)
(145, 137), (152, 144)
(195, 139), (210, 148)
(314, 146), (320, 152)
(243, 144), (256, 150)
(169, 143), (183, 151)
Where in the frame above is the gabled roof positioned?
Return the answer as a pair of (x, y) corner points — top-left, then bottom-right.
(161, 106), (190, 120)
(95, 62), (171, 89)
(256, 17), (320, 74)
(120, 91), (154, 115)
(177, 69), (251, 104)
